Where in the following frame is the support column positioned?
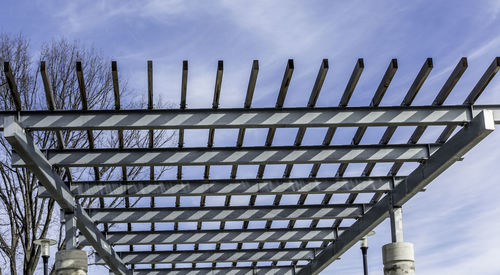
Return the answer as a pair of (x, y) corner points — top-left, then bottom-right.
(64, 212), (77, 249)
(55, 211), (88, 275)
(382, 206), (415, 275)
(389, 207), (404, 243)
(55, 249), (88, 275)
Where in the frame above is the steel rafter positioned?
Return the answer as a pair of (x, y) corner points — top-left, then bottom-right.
(199, 60), (223, 258)
(76, 61), (109, 234)
(12, 143), (441, 167)
(323, 58), (432, 248)
(3, 104), (500, 131)
(38, 176), (400, 198)
(388, 57), (470, 178)
(40, 61), (78, 248)
(97, 248), (316, 264)
(272, 59), (329, 255)
(87, 204), (367, 223)
(224, 60), (259, 256)
(40, 61), (73, 182)
(246, 59), (293, 258)
(305, 58), (406, 248)
(335, 58), (399, 178)
(120, 266), (297, 275)
(173, 60), (188, 267)
(80, 227), (345, 246)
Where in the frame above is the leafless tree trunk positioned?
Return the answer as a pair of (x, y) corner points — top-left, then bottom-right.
(0, 34), (173, 275)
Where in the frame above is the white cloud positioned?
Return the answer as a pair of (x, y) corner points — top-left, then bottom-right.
(46, 0), (200, 34)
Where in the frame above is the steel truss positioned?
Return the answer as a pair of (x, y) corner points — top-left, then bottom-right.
(1, 57), (499, 275)
(1, 104), (500, 131)
(38, 176), (401, 198)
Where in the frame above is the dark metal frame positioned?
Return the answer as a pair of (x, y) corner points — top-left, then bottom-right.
(1, 57), (499, 275)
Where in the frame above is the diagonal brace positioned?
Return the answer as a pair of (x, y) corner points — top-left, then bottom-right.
(297, 110), (495, 275)
(3, 116), (130, 275)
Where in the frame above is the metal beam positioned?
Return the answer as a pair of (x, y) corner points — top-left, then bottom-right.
(228, 60), (259, 211)
(339, 58), (364, 107)
(438, 57), (500, 143)
(96, 248), (316, 264)
(204, 60), (223, 179)
(176, 60), (188, 260)
(389, 57), (468, 177)
(336, 59), (398, 177)
(13, 144), (440, 167)
(180, 60), (188, 109)
(389, 206), (404, 243)
(433, 57), (467, 106)
(87, 204), (367, 223)
(63, 212), (77, 249)
(76, 61), (107, 233)
(2, 116), (129, 275)
(308, 59), (329, 107)
(255, 59), (294, 178)
(0, 105), (493, 130)
(3, 105), (499, 131)
(309, 58), (364, 178)
(40, 61), (73, 182)
(297, 110), (495, 275)
(3, 62), (22, 111)
(311, 58), (403, 246)
(326, 58), (430, 236)
(40, 62), (64, 146)
(465, 57), (500, 105)
(119, 266), (297, 275)
(274, 59), (329, 250)
(202, 60), (224, 243)
(231, 60), (259, 180)
(282, 59), (328, 180)
(146, 60), (156, 267)
(76, 61), (88, 109)
(80, 228), (344, 246)
(38, 176), (400, 198)
(403, 58), (433, 106)
(363, 57), (433, 176)
(250, 59), (294, 254)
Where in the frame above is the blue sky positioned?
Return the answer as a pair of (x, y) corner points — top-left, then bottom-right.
(2, 0), (500, 274)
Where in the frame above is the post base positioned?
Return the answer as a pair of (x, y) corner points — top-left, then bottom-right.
(55, 249), (88, 275)
(382, 242), (415, 275)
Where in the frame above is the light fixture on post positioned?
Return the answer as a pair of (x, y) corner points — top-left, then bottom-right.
(34, 238), (57, 275)
(360, 231), (376, 275)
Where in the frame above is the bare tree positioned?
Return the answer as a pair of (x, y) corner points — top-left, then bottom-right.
(0, 34), (173, 275)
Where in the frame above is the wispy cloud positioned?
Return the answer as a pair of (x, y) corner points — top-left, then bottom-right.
(47, 0), (197, 34)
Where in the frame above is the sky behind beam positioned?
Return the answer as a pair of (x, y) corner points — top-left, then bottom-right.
(2, 0), (500, 274)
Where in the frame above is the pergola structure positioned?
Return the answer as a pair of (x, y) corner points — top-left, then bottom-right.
(1, 57), (499, 274)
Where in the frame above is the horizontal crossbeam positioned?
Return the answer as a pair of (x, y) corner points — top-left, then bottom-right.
(80, 228), (344, 245)
(38, 176), (401, 198)
(87, 204), (368, 223)
(14, 144), (439, 167)
(121, 266), (297, 275)
(0, 105), (499, 131)
(96, 248), (316, 264)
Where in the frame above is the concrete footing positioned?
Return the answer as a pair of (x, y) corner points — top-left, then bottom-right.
(382, 242), (415, 275)
(55, 249), (88, 275)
